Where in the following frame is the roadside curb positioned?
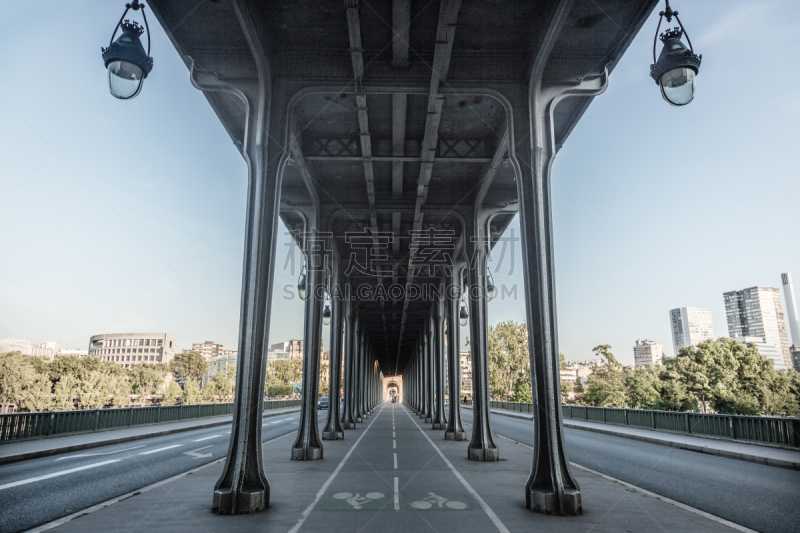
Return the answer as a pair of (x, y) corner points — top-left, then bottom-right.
(0, 408), (300, 466)
(462, 405), (800, 471)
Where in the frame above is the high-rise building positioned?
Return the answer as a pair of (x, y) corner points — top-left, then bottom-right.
(723, 286), (790, 369)
(781, 273), (800, 347)
(792, 346), (800, 372)
(459, 350), (472, 394)
(732, 336), (787, 371)
(192, 341), (225, 359)
(88, 333), (176, 368)
(633, 339), (663, 368)
(669, 307), (715, 355)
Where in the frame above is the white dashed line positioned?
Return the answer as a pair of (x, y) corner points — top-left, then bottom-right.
(394, 477), (399, 510)
(393, 453), (398, 469)
(139, 444), (182, 455)
(393, 440), (396, 449)
(192, 435), (221, 442)
(0, 460), (121, 491)
(54, 445), (145, 461)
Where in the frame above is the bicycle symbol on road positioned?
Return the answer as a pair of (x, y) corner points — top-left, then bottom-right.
(408, 492), (469, 510)
(324, 491), (388, 510)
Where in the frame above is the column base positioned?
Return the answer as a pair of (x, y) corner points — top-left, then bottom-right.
(444, 429), (466, 441)
(342, 422), (356, 429)
(322, 430), (344, 440)
(355, 417), (363, 423)
(467, 444), (499, 462)
(212, 487), (268, 514)
(431, 422), (446, 430)
(527, 488), (582, 516)
(291, 446), (323, 461)
(424, 417), (432, 423)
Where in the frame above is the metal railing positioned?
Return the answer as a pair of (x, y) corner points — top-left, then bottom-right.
(460, 399), (799, 449)
(0, 399), (301, 444)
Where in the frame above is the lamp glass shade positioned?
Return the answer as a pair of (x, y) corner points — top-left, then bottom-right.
(108, 60), (144, 99)
(486, 283), (496, 302)
(322, 305), (331, 325)
(297, 274), (307, 301)
(660, 67), (695, 106)
(459, 305), (469, 327)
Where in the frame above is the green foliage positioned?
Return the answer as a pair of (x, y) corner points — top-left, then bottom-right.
(52, 374), (78, 411)
(265, 360), (302, 396)
(487, 321), (529, 401)
(583, 345), (626, 407)
(129, 364), (167, 395)
(0, 352), (40, 407)
(182, 378), (202, 405)
(170, 351), (209, 381)
(510, 380), (532, 402)
(161, 380), (182, 406)
(267, 383), (293, 397)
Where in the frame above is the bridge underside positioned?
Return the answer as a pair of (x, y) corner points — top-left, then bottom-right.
(148, 0), (657, 517)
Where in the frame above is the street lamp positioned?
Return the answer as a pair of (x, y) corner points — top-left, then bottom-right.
(459, 303), (469, 327)
(102, 1), (154, 100)
(486, 268), (496, 302)
(322, 302), (331, 325)
(650, 1), (701, 106)
(297, 265), (307, 301)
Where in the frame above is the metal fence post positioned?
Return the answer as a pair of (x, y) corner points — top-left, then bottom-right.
(650, 410), (655, 430)
(602, 408), (606, 423)
(728, 416), (736, 440)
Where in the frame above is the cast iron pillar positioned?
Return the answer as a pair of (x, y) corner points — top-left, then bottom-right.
(208, 3), (277, 511)
(291, 230), (324, 461)
(465, 223), (499, 461)
(445, 266), (466, 440)
(323, 254), (344, 440)
(432, 283), (447, 430)
(353, 316), (363, 423)
(423, 328), (433, 423)
(341, 298), (357, 429)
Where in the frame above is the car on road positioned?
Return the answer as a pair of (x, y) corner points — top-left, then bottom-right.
(317, 396), (329, 410)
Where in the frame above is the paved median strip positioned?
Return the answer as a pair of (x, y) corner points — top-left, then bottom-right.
(0, 460), (121, 491)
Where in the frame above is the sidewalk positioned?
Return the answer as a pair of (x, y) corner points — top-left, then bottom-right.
(482, 407), (800, 471)
(39, 403), (744, 533)
(0, 407), (299, 465)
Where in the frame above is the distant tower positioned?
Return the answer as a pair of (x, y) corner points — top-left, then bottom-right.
(669, 307), (715, 356)
(724, 286), (791, 370)
(781, 273), (800, 347)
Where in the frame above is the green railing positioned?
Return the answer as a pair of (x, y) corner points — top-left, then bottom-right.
(460, 399), (800, 449)
(0, 399), (301, 444)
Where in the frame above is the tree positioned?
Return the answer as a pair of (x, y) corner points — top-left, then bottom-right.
(52, 374), (78, 411)
(170, 351), (208, 381)
(487, 320), (529, 401)
(583, 345), (625, 407)
(624, 367), (660, 409)
(161, 380), (182, 406)
(559, 352), (567, 372)
(25, 375), (54, 412)
(208, 365), (236, 402)
(0, 352), (40, 408)
(129, 364), (167, 396)
(182, 378), (202, 405)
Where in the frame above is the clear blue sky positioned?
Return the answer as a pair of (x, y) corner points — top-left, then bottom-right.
(1, 1), (798, 365)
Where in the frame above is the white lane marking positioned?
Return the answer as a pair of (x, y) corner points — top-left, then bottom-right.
(192, 435), (222, 442)
(0, 460), (121, 491)
(393, 453), (398, 469)
(288, 405), (385, 533)
(404, 406), (509, 533)
(393, 431), (395, 438)
(184, 445), (214, 459)
(393, 440), (396, 449)
(394, 477), (399, 510)
(138, 444), (182, 455)
(54, 445), (145, 461)
(27, 431), (299, 533)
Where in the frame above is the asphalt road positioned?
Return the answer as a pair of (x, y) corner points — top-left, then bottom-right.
(0, 411), (304, 533)
(461, 409), (800, 533)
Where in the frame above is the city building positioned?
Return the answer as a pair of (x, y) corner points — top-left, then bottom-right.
(792, 346), (800, 372)
(88, 333), (176, 368)
(724, 286), (791, 369)
(459, 350), (472, 394)
(781, 273), (800, 347)
(0, 339), (62, 360)
(669, 307), (715, 355)
(208, 353), (237, 377)
(633, 339), (663, 368)
(731, 336), (787, 371)
(192, 341), (225, 359)
(59, 348), (88, 357)
(270, 340), (303, 361)
(560, 362), (595, 386)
